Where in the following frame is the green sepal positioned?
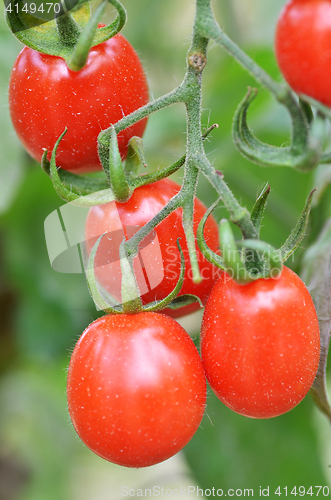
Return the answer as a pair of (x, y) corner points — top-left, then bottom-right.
(196, 198), (225, 270)
(42, 150), (109, 196)
(132, 155), (186, 190)
(232, 88), (322, 172)
(237, 239), (283, 279)
(98, 121), (219, 191)
(218, 220), (283, 283)
(124, 137), (147, 178)
(46, 129), (116, 206)
(279, 190), (315, 262)
(163, 294), (203, 311)
(299, 96), (331, 164)
(6, 0), (126, 71)
(250, 182), (270, 236)
(120, 239), (143, 314)
(299, 94), (331, 121)
(232, 88), (292, 167)
(6, 2), (90, 56)
(299, 98), (314, 125)
(141, 238), (188, 313)
(49, 128), (81, 202)
(85, 233), (122, 314)
(103, 126), (131, 203)
(219, 219), (253, 284)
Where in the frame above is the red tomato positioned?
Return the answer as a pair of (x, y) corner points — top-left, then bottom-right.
(67, 312), (206, 467)
(200, 266), (320, 418)
(85, 178), (221, 318)
(275, 0), (331, 106)
(9, 32), (149, 173)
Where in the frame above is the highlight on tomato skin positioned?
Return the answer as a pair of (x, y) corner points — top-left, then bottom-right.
(84, 178), (221, 318)
(66, 312), (207, 468)
(275, 0), (331, 107)
(200, 266), (321, 419)
(8, 31), (149, 173)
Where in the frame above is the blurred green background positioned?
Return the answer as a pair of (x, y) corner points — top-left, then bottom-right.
(1, 1), (331, 499)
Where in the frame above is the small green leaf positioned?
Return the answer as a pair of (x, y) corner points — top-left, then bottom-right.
(238, 239), (283, 279)
(163, 294), (203, 311)
(132, 155), (186, 190)
(85, 233), (122, 314)
(49, 129), (80, 203)
(299, 98), (314, 125)
(220, 219), (253, 284)
(279, 190), (315, 262)
(143, 239), (186, 313)
(120, 239), (143, 314)
(250, 182), (270, 236)
(196, 198), (225, 270)
(124, 137), (147, 178)
(104, 126), (131, 203)
(233, 88), (293, 168)
(47, 131), (114, 206)
(233, 88), (322, 171)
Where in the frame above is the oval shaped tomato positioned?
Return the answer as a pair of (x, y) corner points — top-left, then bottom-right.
(200, 266), (320, 418)
(84, 178), (221, 318)
(67, 312), (206, 467)
(9, 32), (149, 173)
(275, 0), (331, 106)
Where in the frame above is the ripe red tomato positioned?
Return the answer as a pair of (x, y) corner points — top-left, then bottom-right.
(275, 0), (331, 106)
(85, 178), (220, 318)
(200, 266), (320, 418)
(9, 32), (149, 173)
(67, 312), (206, 467)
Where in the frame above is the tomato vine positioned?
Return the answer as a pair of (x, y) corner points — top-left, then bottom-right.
(6, 0), (331, 465)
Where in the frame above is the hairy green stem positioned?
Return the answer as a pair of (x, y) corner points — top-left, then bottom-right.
(123, 0), (259, 262)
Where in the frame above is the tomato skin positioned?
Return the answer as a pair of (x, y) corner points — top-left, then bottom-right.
(200, 266), (320, 419)
(66, 312), (206, 468)
(9, 33), (149, 173)
(275, 0), (331, 106)
(85, 178), (221, 318)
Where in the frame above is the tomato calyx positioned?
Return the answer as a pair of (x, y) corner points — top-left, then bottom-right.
(42, 131), (185, 205)
(85, 234), (202, 314)
(6, 0), (126, 71)
(232, 87), (328, 172)
(42, 124), (219, 205)
(197, 186), (315, 284)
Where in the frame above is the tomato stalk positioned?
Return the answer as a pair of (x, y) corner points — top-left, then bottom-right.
(97, 3), (260, 282)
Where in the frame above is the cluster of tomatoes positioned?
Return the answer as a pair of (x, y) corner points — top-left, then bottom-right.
(67, 185), (321, 468)
(8, 0), (322, 469)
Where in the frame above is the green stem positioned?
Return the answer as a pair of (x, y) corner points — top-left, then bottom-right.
(125, 192), (183, 258)
(98, 86), (186, 154)
(195, 0), (282, 97)
(196, 0), (311, 155)
(122, 0), (258, 263)
(68, 0), (107, 71)
(198, 155), (258, 239)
